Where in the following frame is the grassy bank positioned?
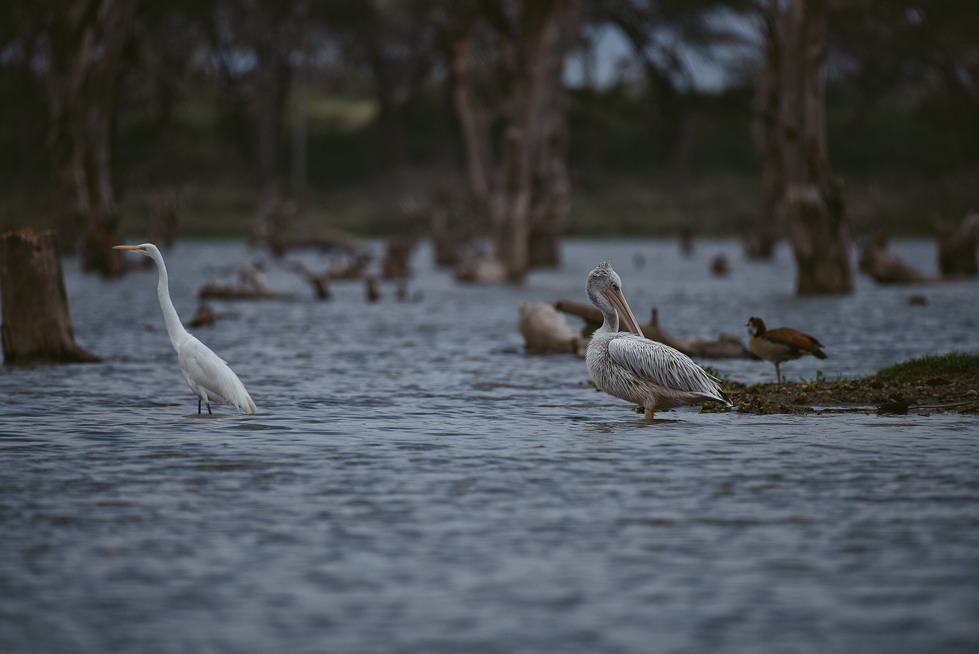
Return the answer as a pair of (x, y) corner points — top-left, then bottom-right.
(719, 353), (979, 415)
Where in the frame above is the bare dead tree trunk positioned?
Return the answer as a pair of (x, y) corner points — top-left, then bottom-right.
(779, 0), (852, 294)
(492, 0), (578, 281)
(205, 2), (303, 250)
(43, 0), (137, 277)
(249, 41), (292, 246)
(1, 229), (99, 364)
(527, 1), (577, 268)
(440, 9), (499, 264)
(748, 0), (783, 259)
(448, 37), (494, 210)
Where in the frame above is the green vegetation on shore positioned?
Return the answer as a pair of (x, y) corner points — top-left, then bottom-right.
(872, 352), (979, 382)
(718, 353), (979, 415)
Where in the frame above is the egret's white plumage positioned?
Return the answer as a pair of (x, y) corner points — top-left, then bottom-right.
(114, 243), (256, 415)
(585, 261), (730, 419)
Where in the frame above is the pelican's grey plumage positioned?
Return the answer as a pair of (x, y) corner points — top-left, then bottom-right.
(585, 261), (731, 419)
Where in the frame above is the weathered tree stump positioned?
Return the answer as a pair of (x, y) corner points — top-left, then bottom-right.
(936, 214), (979, 277)
(1, 228), (99, 364)
(778, 0), (853, 294)
(382, 237), (416, 279)
(286, 260), (332, 300)
(710, 254), (730, 277)
(365, 275), (380, 302)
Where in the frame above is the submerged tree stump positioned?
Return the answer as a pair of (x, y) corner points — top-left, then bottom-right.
(1, 228), (99, 364)
(382, 237), (416, 279)
(936, 214), (979, 277)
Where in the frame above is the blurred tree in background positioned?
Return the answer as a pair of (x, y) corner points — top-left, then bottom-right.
(0, 0), (976, 284)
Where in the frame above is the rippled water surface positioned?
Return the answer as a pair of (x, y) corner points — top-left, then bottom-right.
(2, 239), (978, 653)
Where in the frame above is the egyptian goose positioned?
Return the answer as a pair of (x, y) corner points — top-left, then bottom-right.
(745, 316), (827, 384)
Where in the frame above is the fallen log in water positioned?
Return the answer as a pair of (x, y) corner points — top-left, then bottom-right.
(554, 300), (753, 359)
(199, 265), (292, 300)
(858, 236), (937, 283)
(518, 302), (587, 357)
(328, 254), (371, 280)
(1, 228), (99, 364)
(286, 260), (332, 300)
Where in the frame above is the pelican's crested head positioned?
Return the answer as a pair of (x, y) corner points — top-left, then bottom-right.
(587, 260), (621, 293)
(585, 261), (643, 336)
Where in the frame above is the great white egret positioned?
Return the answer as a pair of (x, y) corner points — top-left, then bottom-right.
(114, 244), (257, 415)
(746, 316), (827, 384)
(585, 261), (730, 419)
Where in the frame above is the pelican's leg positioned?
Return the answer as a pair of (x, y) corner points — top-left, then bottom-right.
(644, 408), (655, 420)
(775, 363), (782, 384)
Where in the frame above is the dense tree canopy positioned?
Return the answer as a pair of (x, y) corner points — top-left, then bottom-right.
(0, 0), (975, 280)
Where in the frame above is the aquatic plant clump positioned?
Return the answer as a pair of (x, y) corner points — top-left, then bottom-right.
(723, 353), (979, 415)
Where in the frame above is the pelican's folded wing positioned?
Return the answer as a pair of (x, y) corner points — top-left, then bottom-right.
(607, 334), (727, 401)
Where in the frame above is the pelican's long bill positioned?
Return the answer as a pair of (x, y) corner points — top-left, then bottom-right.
(113, 245), (145, 251)
(602, 287), (644, 337)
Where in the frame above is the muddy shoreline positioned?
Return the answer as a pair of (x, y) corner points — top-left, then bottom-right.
(711, 354), (979, 415)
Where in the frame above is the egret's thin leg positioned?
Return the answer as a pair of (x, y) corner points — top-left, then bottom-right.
(198, 398), (202, 414)
(207, 402), (212, 415)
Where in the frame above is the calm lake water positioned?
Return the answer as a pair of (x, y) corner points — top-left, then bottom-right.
(2, 238), (978, 653)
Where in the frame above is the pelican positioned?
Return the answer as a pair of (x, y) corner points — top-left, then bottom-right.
(114, 244), (257, 415)
(745, 316), (826, 384)
(585, 261), (731, 419)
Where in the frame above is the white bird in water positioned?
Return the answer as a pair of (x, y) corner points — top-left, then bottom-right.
(114, 244), (257, 415)
(585, 261), (731, 419)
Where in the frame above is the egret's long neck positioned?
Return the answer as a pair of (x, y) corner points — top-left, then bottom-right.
(150, 249), (189, 349)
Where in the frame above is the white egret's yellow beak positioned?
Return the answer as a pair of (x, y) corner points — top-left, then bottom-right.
(603, 287), (644, 337)
(113, 245), (143, 251)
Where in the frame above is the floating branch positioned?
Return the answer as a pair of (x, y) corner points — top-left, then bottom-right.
(286, 260), (331, 300)
(199, 265), (292, 300)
